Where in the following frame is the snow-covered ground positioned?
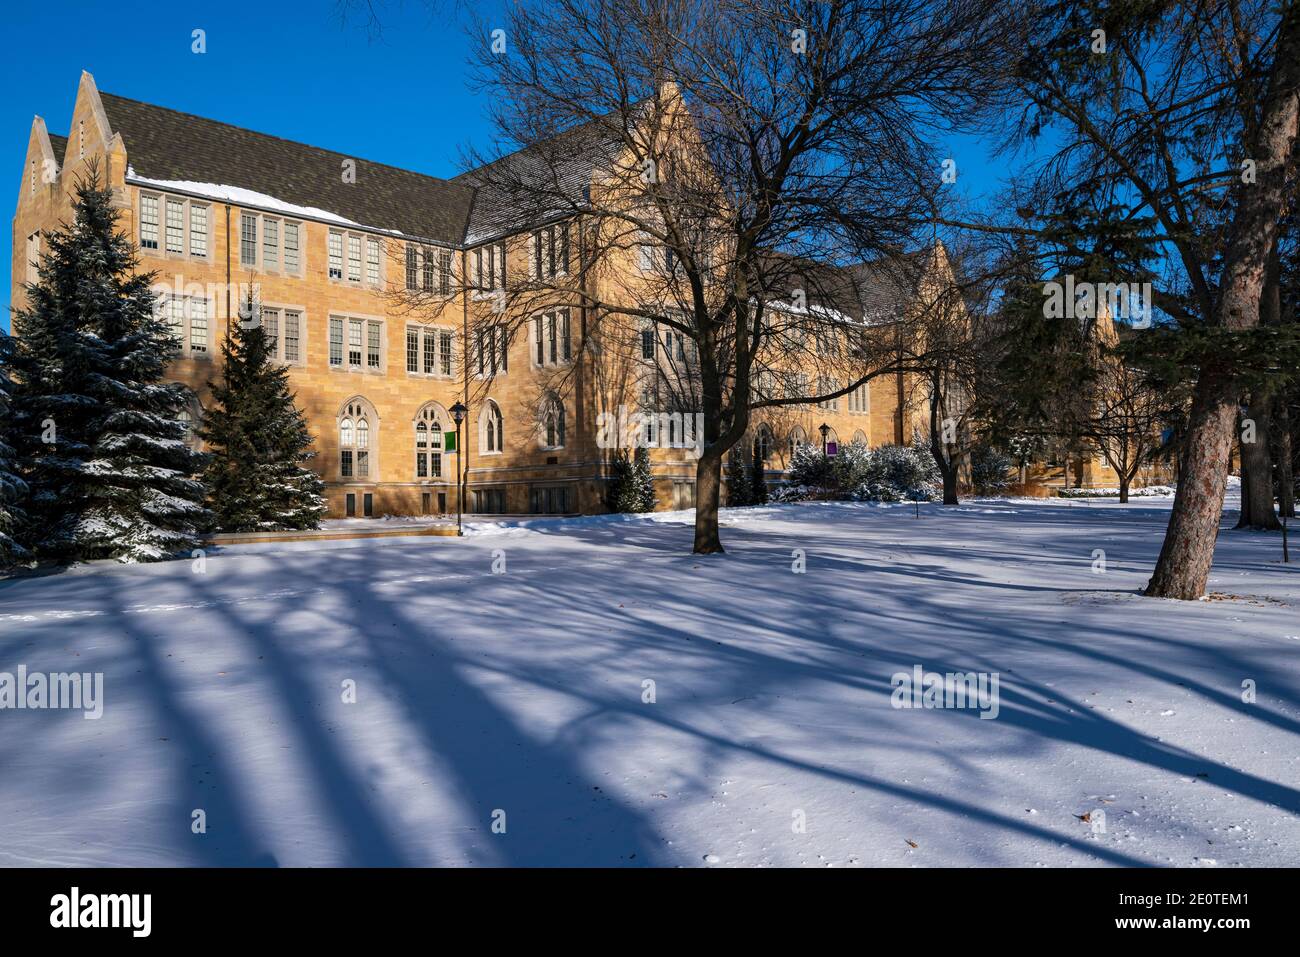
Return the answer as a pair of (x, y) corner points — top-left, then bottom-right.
(1, 494), (1298, 867)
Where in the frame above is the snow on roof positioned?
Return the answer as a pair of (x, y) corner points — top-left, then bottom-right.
(125, 170), (409, 237)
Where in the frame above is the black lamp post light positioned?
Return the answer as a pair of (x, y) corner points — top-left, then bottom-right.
(450, 401), (467, 537)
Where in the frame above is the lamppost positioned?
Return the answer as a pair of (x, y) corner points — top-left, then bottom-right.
(819, 422), (830, 454)
(450, 401), (467, 536)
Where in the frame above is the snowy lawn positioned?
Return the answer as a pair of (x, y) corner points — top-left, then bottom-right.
(1, 495), (1298, 867)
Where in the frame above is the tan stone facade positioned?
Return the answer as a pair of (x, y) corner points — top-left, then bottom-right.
(12, 74), (924, 517)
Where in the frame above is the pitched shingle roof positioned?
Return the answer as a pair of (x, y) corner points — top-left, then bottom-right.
(47, 133), (68, 167)
(99, 92), (475, 245)
(453, 116), (624, 245)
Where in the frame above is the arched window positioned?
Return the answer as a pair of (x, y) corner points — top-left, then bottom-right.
(540, 395), (565, 449)
(339, 397), (377, 478)
(480, 400), (504, 454)
(753, 424), (773, 462)
(787, 425), (808, 460)
(851, 429), (868, 447)
(414, 403), (446, 479)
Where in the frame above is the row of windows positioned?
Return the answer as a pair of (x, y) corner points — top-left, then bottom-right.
(137, 194), (585, 298)
(329, 316), (384, 370)
(405, 245), (453, 295)
(327, 229), (382, 286)
(141, 193), (210, 260)
(332, 396), (562, 481)
(406, 326), (455, 377)
(161, 295), (210, 356)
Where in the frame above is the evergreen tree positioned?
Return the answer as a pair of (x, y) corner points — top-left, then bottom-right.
(632, 445), (656, 511)
(0, 342), (28, 567)
(749, 443), (768, 505)
(200, 294), (326, 531)
(8, 167), (209, 562)
(725, 449), (752, 507)
(605, 448), (638, 512)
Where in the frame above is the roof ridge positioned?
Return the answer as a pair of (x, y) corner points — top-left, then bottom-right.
(100, 90), (460, 188)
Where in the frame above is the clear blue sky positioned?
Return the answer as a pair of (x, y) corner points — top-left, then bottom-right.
(2, 0), (1010, 330)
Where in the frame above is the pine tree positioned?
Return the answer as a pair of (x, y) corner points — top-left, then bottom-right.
(750, 443), (769, 505)
(0, 341), (28, 567)
(606, 448), (637, 512)
(725, 449), (752, 507)
(632, 445), (656, 511)
(200, 294), (326, 531)
(9, 166), (210, 562)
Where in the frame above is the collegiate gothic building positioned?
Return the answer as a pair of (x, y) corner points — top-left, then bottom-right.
(13, 72), (935, 518)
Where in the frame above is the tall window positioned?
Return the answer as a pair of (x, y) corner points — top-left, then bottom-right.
(540, 396), (565, 449)
(329, 317), (344, 366)
(476, 324), (509, 377)
(534, 309), (572, 366)
(439, 250), (453, 294)
(531, 223), (570, 280)
(421, 245), (434, 291)
(189, 204), (208, 258)
(473, 242), (506, 291)
(481, 401), (504, 454)
(139, 194), (160, 250)
(848, 382), (870, 414)
(263, 217), (279, 270)
(414, 404), (445, 479)
(328, 231), (344, 279)
(166, 198), (185, 254)
(366, 238), (381, 286)
(338, 398), (375, 479)
(440, 331), (453, 376)
(405, 245), (418, 290)
(754, 426), (773, 462)
(283, 222), (300, 272)
(347, 235), (362, 283)
(260, 306), (304, 364)
(240, 212), (257, 266)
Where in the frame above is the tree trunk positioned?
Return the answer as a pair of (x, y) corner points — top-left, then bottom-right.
(1237, 390), (1280, 529)
(1146, 5), (1300, 598)
(1146, 376), (1237, 598)
(1278, 398), (1295, 518)
(942, 466), (959, 505)
(1119, 473), (1130, 504)
(693, 447), (724, 553)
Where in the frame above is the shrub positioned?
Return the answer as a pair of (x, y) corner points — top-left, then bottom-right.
(969, 444), (1013, 494)
(786, 442), (938, 503)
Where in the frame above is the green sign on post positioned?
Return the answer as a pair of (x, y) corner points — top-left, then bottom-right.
(443, 431), (457, 452)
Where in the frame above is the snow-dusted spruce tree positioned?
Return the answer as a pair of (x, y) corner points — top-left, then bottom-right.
(8, 166), (210, 563)
(0, 343), (29, 567)
(200, 295), (326, 532)
(604, 448), (637, 512)
(725, 449), (752, 507)
(632, 446), (656, 512)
